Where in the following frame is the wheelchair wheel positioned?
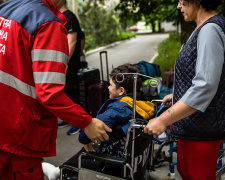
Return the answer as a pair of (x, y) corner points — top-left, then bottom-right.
(216, 170), (225, 180)
(216, 163), (225, 180)
(149, 174), (161, 180)
(145, 171), (161, 180)
(153, 149), (165, 168)
(216, 142), (225, 180)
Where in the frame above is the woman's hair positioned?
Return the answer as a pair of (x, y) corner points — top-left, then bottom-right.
(109, 63), (143, 94)
(185, 0), (222, 11)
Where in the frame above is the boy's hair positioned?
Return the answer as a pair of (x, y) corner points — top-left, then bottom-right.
(109, 63), (143, 94)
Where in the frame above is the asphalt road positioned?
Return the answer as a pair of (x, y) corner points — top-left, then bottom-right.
(44, 33), (182, 180)
(85, 33), (169, 81)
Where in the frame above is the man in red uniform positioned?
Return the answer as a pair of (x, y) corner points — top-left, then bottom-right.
(0, 0), (111, 179)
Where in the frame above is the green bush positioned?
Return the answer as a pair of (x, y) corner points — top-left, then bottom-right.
(153, 33), (181, 73)
(85, 31), (136, 52)
(116, 31), (136, 41)
(85, 35), (97, 51)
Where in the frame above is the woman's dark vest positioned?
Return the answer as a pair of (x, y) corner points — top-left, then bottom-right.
(171, 15), (225, 141)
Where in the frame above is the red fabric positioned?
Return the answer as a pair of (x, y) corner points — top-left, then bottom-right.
(42, 0), (67, 25)
(0, 149), (14, 180)
(32, 21), (92, 129)
(32, 61), (67, 73)
(0, 150), (44, 180)
(177, 139), (222, 180)
(0, 0), (91, 158)
(32, 21), (69, 53)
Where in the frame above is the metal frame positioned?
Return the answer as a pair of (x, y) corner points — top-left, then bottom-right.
(59, 73), (158, 180)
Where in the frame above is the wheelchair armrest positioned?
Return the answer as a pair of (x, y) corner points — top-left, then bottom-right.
(86, 151), (126, 166)
(60, 164), (78, 172)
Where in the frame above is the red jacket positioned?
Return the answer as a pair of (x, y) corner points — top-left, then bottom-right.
(0, 0), (92, 157)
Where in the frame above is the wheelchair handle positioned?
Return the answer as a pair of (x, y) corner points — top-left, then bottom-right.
(115, 73), (158, 83)
(130, 124), (146, 129)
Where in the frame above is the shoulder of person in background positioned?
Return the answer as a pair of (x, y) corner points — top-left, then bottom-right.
(80, 30), (85, 56)
(64, 10), (81, 34)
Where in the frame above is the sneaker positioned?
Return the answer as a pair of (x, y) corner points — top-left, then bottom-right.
(58, 121), (70, 128)
(67, 126), (80, 135)
(42, 162), (60, 180)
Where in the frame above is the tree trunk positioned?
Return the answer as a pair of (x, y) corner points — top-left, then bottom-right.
(151, 20), (155, 33)
(158, 22), (162, 32)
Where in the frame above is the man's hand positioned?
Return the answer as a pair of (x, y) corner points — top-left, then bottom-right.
(144, 117), (167, 135)
(84, 118), (112, 142)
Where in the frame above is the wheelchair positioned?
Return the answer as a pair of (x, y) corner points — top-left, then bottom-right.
(60, 121), (156, 180)
(150, 100), (178, 180)
(59, 73), (162, 180)
(216, 140), (225, 180)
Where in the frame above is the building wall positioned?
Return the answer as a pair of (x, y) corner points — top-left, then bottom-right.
(66, 0), (78, 18)
(161, 21), (179, 32)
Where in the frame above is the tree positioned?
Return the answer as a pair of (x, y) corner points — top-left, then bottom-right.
(217, 2), (225, 16)
(179, 12), (195, 44)
(79, 0), (119, 48)
(116, 0), (179, 32)
(116, 0), (225, 43)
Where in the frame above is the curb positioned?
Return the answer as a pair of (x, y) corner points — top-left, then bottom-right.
(149, 52), (159, 63)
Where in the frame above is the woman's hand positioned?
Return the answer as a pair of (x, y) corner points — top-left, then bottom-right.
(144, 117), (167, 135)
(162, 94), (173, 106)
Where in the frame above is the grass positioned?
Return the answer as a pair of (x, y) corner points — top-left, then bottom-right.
(153, 33), (182, 73)
(116, 31), (136, 41)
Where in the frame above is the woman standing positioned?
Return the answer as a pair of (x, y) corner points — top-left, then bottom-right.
(144, 0), (225, 179)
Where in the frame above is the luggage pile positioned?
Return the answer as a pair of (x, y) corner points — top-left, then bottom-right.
(160, 68), (174, 99)
(78, 51), (109, 117)
(135, 61), (174, 100)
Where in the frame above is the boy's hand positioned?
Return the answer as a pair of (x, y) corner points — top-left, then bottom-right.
(84, 118), (112, 142)
(83, 143), (95, 152)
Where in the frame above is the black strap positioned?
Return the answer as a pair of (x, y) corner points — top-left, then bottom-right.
(149, 63), (159, 76)
(141, 62), (150, 76)
(29, 168), (33, 173)
(14, 168), (34, 180)
(14, 172), (16, 180)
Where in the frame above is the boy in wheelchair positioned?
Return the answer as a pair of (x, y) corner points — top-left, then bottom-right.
(42, 63), (155, 179)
